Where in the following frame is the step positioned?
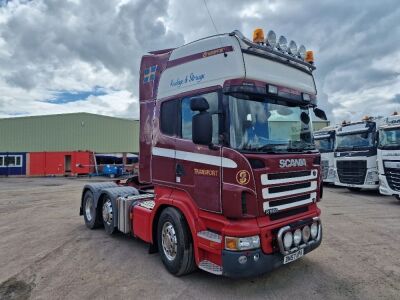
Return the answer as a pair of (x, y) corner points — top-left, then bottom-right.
(138, 200), (155, 210)
(198, 260), (223, 275)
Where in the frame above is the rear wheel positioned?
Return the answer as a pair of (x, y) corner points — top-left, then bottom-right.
(157, 207), (195, 276)
(347, 187), (362, 192)
(102, 196), (116, 235)
(83, 190), (102, 229)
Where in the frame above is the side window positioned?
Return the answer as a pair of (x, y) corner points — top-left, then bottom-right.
(5, 156), (15, 167)
(160, 99), (180, 136)
(0, 156), (3, 167)
(16, 156), (22, 167)
(181, 92), (219, 143)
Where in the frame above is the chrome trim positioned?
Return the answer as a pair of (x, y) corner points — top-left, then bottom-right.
(277, 217), (321, 255)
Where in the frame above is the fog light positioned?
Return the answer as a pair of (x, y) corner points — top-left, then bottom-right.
(238, 255), (247, 264)
(310, 222), (318, 239)
(253, 253), (260, 262)
(302, 225), (311, 243)
(283, 231), (293, 250)
(293, 229), (302, 246)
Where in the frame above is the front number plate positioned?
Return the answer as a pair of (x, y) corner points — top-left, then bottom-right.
(283, 249), (304, 264)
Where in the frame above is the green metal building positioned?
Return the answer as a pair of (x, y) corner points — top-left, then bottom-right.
(0, 112), (139, 153)
(0, 113), (139, 176)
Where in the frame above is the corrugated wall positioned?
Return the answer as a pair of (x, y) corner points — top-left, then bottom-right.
(0, 113), (139, 153)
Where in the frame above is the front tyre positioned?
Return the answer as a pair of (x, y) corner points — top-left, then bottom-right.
(83, 190), (102, 229)
(157, 207), (195, 276)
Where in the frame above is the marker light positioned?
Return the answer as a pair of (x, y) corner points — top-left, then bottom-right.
(288, 40), (297, 55)
(305, 50), (314, 64)
(298, 45), (306, 59)
(268, 84), (278, 94)
(253, 28), (265, 44)
(265, 30), (276, 48)
(277, 35), (287, 52)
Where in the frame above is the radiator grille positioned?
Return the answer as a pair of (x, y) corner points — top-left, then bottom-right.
(384, 166), (400, 191)
(337, 160), (366, 185)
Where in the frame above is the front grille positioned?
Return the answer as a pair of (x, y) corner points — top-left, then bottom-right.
(269, 194), (310, 207)
(384, 167), (400, 191)
(321, 160), (329, 179)
(337, 160), (367, 185)
(269, 206), (309, 221)
(268, 170), (310, 180)
(269, 182), (311, 194)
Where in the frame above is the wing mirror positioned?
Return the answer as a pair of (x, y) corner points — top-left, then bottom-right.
(314, 108), (327, 120)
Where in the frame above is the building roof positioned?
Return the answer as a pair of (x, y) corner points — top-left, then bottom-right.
(0, 113), (139, 153)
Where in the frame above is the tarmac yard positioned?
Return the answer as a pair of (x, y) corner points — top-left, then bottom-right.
(0, 178), (400, 300)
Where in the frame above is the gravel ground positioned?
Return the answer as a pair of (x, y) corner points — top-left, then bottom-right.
(0, 177), (399, 300)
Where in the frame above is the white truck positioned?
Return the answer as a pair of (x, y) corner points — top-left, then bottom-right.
(314, 126), (336, 184)
(334, 118), (379, 191)
(377, 114), (400, 200)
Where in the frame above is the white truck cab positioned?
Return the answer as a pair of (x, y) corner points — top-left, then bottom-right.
(314, 126), (336, 183)
(334, 118), (379, 191)
(377, 114), (400, 200)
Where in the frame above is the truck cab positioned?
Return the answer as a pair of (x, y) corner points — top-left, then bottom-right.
(377, 114), (400, 200)
(334, 118), (379, 191)
(314, 126), (336, 183)
(81, 29), (326, 277)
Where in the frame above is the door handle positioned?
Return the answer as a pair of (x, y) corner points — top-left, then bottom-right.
(175, 163), (185, 176)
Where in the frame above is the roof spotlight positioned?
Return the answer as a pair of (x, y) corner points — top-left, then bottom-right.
(298, 45), (306, 60)
(288, 40), (297, 55)
(277, 35), (287, 52)
(265, 30), (276, 48)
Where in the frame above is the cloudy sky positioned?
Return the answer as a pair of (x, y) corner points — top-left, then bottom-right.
(0, 0), (399, 123)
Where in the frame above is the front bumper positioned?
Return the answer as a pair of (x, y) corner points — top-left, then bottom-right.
(221, 222), (322, 278)
(379, 175), (400, 196)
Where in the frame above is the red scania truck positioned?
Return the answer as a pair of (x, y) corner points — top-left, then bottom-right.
(79, 29), (327, 278)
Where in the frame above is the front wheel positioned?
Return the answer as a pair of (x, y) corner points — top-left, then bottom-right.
(157, 207), (195, 276)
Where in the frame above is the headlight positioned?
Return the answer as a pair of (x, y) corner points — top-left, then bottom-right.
(288, 40), (297, 55)
(298, 45), (306, 59)
(310, 222), (318, 239)
(365, 169), (378, 185)
(266, 30), (276, 48)
(302, 225), (311, 243)
(283, 231), (293, 250)
(225, 235), (260, 251)
(277, 35), (287, 52)
(293, 229), (302, 246)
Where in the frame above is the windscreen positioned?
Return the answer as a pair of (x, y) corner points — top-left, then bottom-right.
(228, 95), (314, 153)
(379, 127), (400, 149)
(336, 131), (374, 150)
(315, 137), (334, 152)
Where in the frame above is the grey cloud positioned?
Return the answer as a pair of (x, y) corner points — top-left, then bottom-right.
(0, 0), (399, 122)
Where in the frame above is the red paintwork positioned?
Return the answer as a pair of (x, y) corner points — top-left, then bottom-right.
(30, 151), (93, 176)
(132, 50), (322, 270)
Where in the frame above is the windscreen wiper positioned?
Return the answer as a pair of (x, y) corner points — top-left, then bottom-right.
(256, 144), (286, 153)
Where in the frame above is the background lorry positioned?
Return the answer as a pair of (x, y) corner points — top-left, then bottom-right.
(314, 126), (336, 184)
(377, 113), (400, 200)
(334, 117), (380, 191)
(79, 28), (326, 277)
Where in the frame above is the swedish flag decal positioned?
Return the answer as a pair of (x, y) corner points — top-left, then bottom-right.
(143, 65), (157, 83)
